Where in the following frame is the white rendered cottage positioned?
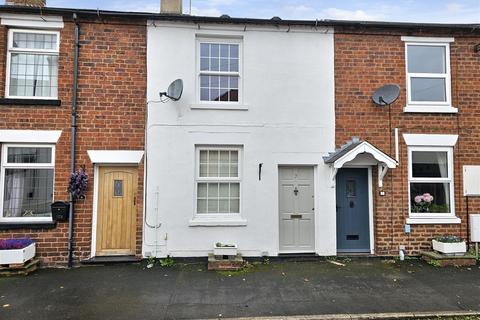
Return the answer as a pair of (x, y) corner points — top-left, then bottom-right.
(144, 16), (337, 258)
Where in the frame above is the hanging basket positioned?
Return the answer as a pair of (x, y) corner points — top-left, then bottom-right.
(68, 166), (88, 201)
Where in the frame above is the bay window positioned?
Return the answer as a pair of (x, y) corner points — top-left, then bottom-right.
(6, 29), (60, 99)
(0, 144), (55, 222)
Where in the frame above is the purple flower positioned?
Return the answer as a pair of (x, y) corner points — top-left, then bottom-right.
(414, 195), (423, 204)
(0, 238), (34, 250)
(68, 167), (89, 200)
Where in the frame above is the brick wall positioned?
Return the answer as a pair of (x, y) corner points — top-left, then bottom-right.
(0, 15), (147, 266)
(334, 27), (480, 255)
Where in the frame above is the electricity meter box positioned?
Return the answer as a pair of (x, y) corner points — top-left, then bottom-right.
(470, 214), (480, 242)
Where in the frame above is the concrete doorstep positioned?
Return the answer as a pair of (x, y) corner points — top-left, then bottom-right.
(225, 310), (480, 320)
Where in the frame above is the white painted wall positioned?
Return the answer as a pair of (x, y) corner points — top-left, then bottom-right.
(144, 21), (336, 257)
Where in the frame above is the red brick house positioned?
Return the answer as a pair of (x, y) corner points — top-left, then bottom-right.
(0, 1), (146, 266)
(333, 22), (480, 255)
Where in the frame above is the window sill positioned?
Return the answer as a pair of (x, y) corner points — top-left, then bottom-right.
(0, 221), (57, 230)
(406, 217), (461, 225)
(189, 217), (247, 227)
(190, 104), (248, 111)
(403, 105), (458, 114)
(0, 98), (61, 106)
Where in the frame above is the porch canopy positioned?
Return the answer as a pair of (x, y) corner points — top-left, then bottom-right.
(324, 137), (397, 188)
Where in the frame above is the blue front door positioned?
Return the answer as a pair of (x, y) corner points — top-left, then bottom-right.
(336, 168), (370, 252)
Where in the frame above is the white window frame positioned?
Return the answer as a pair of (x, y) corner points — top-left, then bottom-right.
(407, 146), (457, 223)
(0, 143), (55, 222)
(403, 38), (457, 113)
(5, 28), (60, 100)
(193, 146), (243, 222)
(195, 37), (243, 108)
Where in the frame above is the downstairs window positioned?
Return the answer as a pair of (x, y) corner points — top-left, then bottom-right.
(195, 147), (241, 216)
(0, 144), (55, 222)
(408, 147), (454, 219)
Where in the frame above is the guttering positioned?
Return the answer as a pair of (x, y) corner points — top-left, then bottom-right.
(67, 12), (80, 268)
(0, 5), (479, 31)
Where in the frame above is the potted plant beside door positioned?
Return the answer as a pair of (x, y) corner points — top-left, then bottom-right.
(213, 242), (238, 256)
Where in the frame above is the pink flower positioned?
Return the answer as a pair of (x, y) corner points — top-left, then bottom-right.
(422, 193), (434, 203)
(414, 195), (423, 204)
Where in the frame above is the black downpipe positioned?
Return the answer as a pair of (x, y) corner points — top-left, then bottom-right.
(68, 13), (80, 268)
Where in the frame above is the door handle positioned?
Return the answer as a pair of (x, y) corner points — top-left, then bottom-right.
(134, 196), (137, 205)
(293, 187), (299, 196)
(349, 201), (354, 208)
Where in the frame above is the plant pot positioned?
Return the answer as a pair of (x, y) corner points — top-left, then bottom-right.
(432, 239), (466, 256)
(213, 243), (238, 256)
(0, 243), (36, 265)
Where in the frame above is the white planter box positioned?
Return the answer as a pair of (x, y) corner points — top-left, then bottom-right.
(432, 239), (466, 255)
(0, 243), (36, 265)
(213, 243), (238, 256)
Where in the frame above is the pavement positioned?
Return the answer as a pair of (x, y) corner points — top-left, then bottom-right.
(1, 258), (480, 320)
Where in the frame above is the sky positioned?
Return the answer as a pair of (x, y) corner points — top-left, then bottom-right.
(46, 0), (480, 23)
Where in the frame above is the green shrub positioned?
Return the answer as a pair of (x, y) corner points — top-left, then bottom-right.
(160, 256), (175, 267)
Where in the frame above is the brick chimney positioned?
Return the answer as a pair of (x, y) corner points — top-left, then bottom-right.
(160, 0), (182, 14)
(5, 0), (46, 6)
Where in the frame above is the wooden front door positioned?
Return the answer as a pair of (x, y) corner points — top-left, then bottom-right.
(96, 166), (138, 256)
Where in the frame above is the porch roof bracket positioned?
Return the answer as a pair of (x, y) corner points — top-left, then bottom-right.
(330, 166), (338, 188)
(378, 163), (389, 188)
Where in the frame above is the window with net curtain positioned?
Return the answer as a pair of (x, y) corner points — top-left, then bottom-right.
(409, 148), (453, 215)
(1, 145), (54, 221)
(7, 30), (59, 99)
(196, 148), (240, 215)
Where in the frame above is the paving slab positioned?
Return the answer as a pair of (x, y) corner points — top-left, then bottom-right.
(0, 259), (479, 320)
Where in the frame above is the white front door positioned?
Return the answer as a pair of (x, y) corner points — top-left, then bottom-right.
(278, 166), (315, 253)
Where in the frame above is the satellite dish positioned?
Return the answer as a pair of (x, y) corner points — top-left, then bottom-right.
(160, 79), (183, 101)
(372, 84), (400, 106)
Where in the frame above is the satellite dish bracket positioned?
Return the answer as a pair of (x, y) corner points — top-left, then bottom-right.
(159, 91), (180, 101)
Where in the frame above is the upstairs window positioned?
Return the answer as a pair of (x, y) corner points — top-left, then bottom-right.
(0, 144), (55, 222)
(6, 29), (60, 99)
(197, 39), (241, 104)
(403, 37), (455, 113)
